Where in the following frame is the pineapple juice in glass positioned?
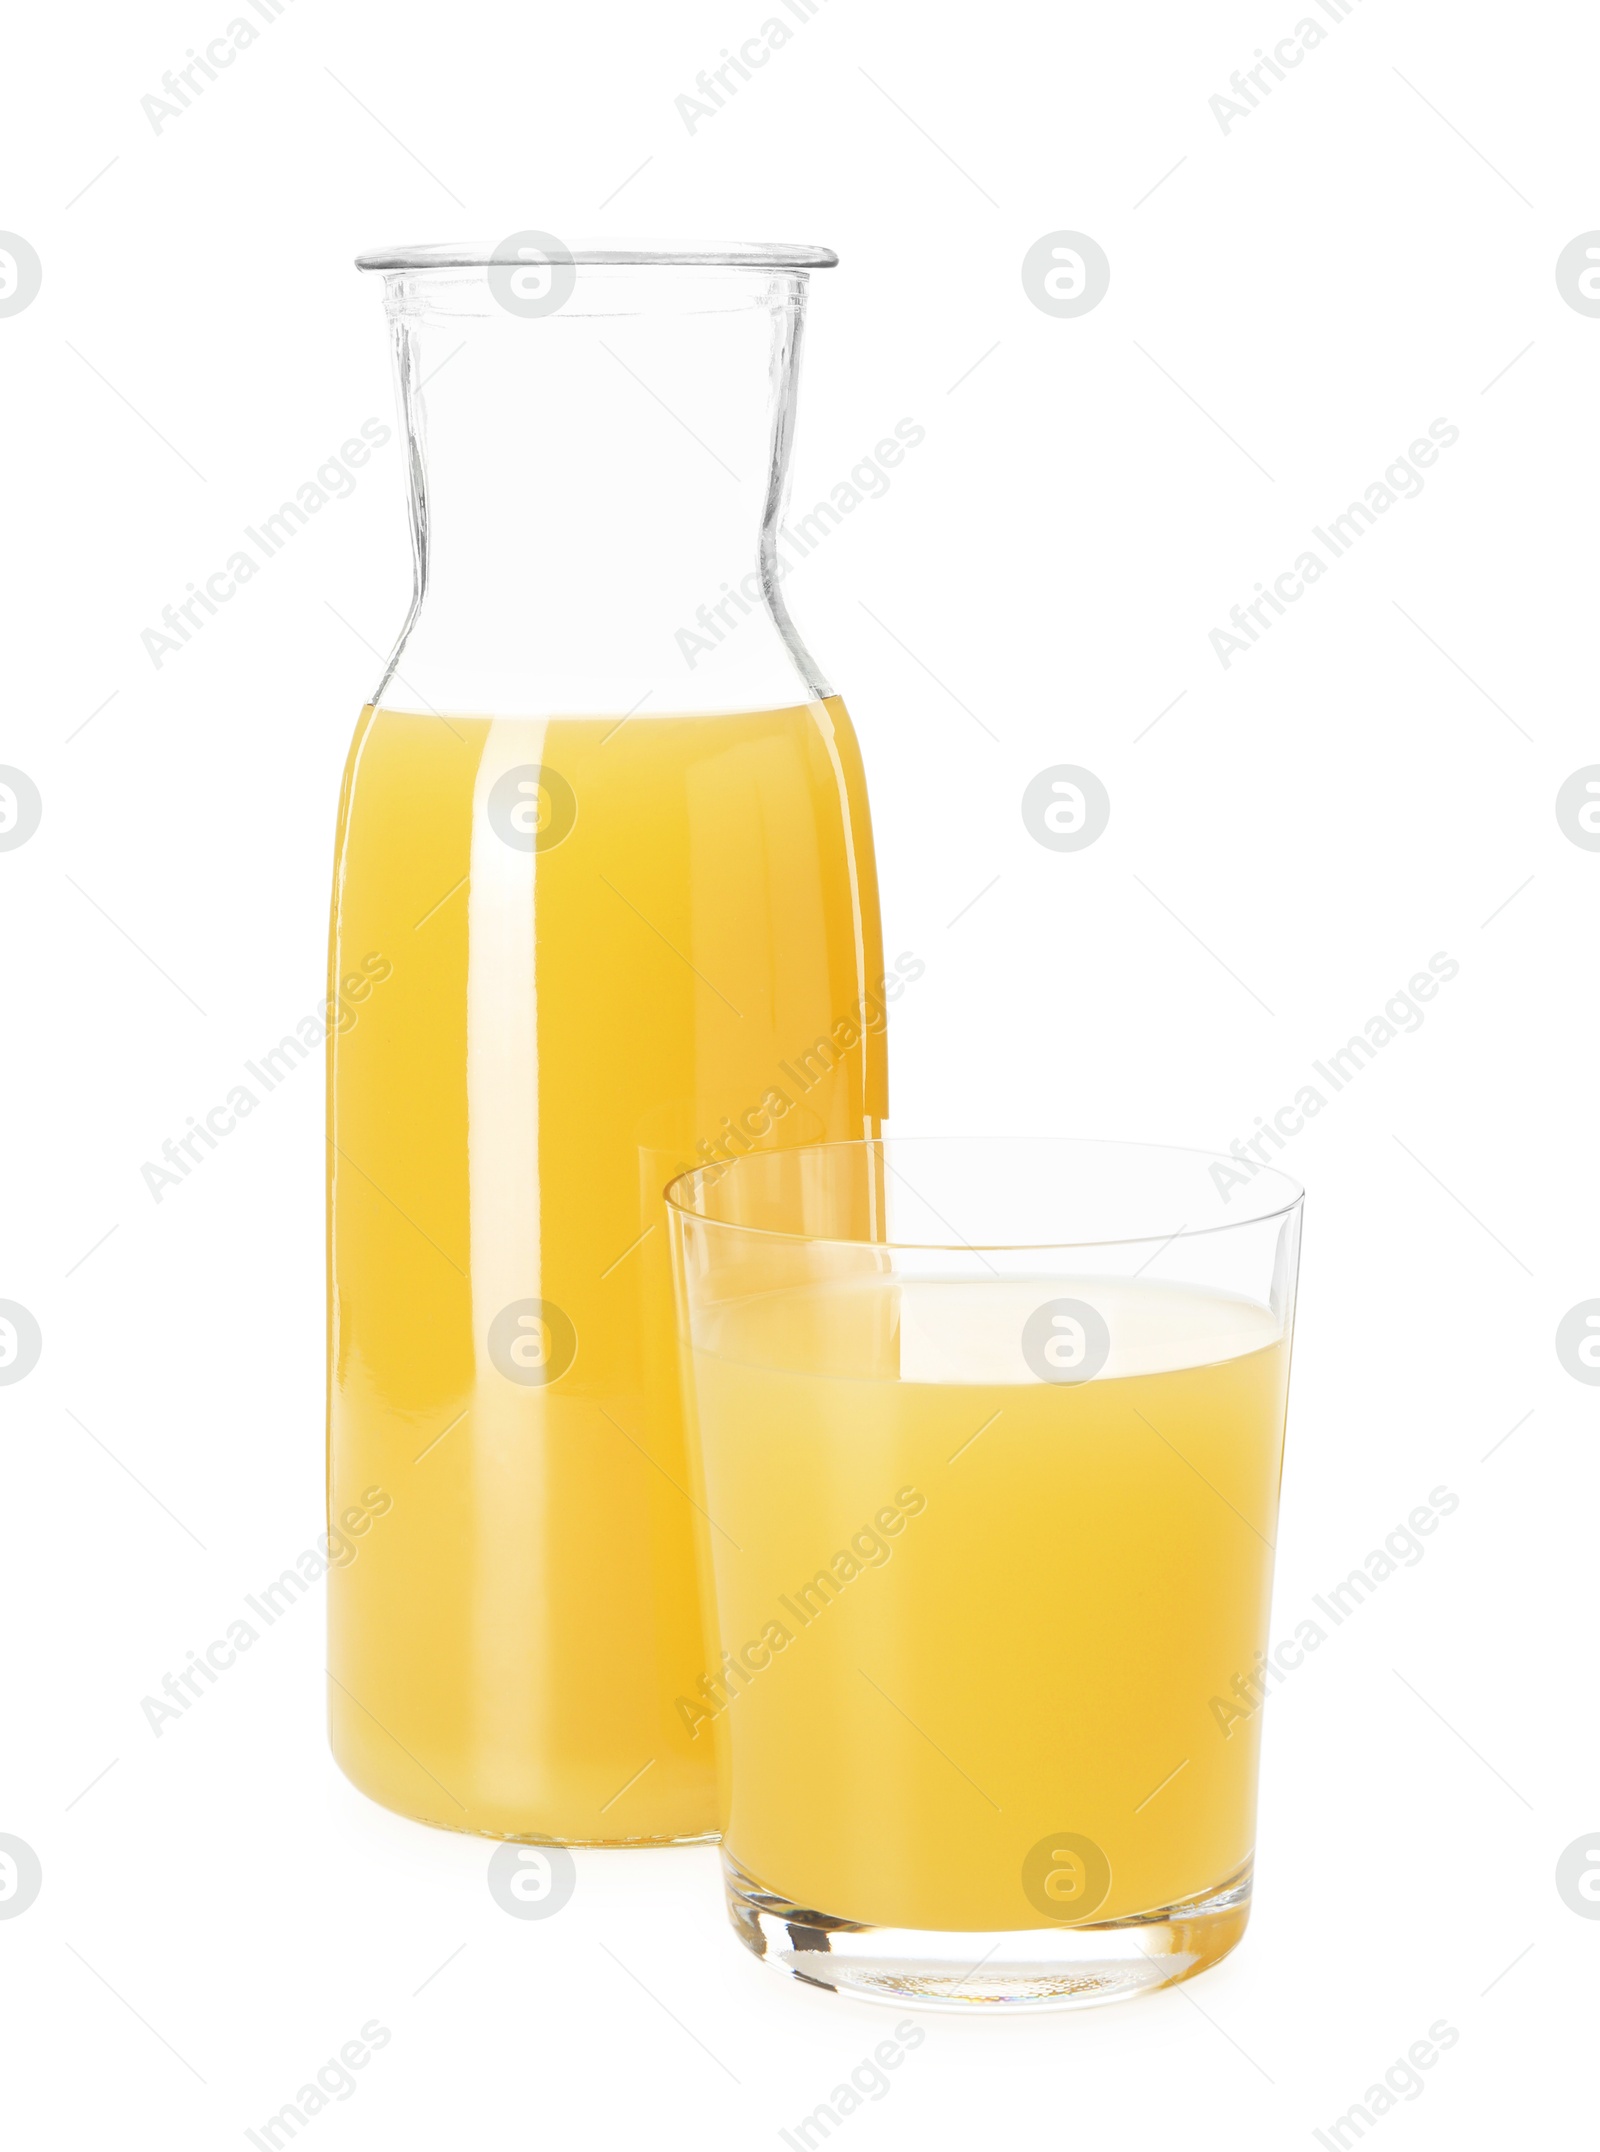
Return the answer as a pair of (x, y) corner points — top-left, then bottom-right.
(669, 1137), (1301, 2005)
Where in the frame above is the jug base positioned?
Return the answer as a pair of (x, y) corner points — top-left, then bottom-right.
(330, 1726), (719, 1847)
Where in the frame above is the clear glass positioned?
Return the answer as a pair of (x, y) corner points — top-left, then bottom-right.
(354, 240), (840, 715)
(325, 245), (887, 1845)
(667, 1138), (1302, 2008)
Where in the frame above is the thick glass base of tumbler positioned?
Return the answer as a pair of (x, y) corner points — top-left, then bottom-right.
(722, 1853), (1253, 2011)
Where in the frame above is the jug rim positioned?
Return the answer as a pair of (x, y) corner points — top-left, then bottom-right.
(354, 238), (838, 272)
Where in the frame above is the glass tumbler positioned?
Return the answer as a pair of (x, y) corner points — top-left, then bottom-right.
(667, 1138), (1302, 2008)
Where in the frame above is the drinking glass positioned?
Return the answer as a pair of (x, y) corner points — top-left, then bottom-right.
(667, 1138), (1302, 2008)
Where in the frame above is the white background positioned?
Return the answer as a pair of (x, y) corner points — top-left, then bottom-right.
(2, 0), (1594, 2143)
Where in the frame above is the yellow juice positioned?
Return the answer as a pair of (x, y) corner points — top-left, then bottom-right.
(685, 1275), (1289, 1929)
(326, 697), (887, 1841)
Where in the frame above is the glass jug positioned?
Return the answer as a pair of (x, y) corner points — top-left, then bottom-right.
(326, 240), (887, 1843)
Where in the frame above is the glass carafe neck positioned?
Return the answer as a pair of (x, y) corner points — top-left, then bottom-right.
(363, 254), (834, 718)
